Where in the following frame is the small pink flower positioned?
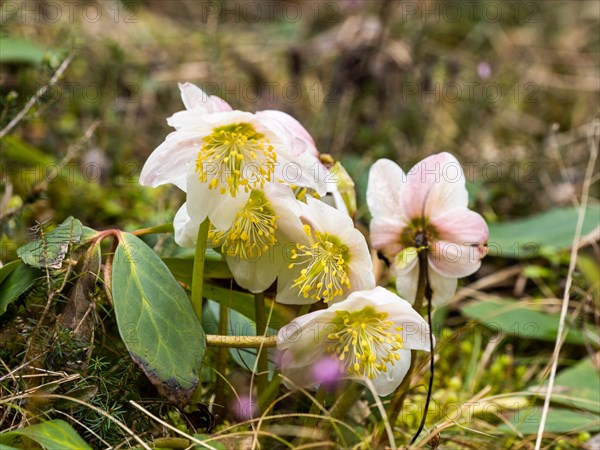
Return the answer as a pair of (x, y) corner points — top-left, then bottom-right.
(367, 153), (489, 305)
(232, 393), (258, 421)
(312, 355), (343, 388)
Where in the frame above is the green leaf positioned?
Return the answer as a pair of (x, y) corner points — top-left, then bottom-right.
(0, 37), (46, 65)
(163, 257), (232, 282)
(0, 419), (91, 449)
(0, 444), (19, 450)
(0, 260), (20, 285)
(203, 283), (292, 329)
(192, 434), (226, 450)
(111, 232), (206, 406)
(498, 407), (600, 435)
(0, 136), (55, 166)
(0, 262), (40, 316)
(488, 205), (600, 259)
(164, 257), (293, 328)
(576, 255), (600, 301)
(533, 358), (600, 413)
(461, 298), (599, 345)
(17, 217), (83, 269)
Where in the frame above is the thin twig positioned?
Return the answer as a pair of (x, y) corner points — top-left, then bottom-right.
(534, 120), (599, 449)
(0, 52), (74, 139)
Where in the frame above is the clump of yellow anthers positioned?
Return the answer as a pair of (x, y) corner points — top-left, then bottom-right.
(327, 306), (404, 380)
(288, 224), (350, 303)
(195, 123), (277, 197)
(209, 190), (278, 260)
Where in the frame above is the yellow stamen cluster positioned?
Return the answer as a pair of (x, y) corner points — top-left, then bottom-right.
(327, 306), (404, 380)
(209, 190), (277, 260)
(288, 225), (350, 303)
(195, 123), (277, 197)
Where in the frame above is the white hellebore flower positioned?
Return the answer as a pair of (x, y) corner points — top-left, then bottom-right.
(174, 183), (305, 294)
(367, 153), (489, 306)
(276, 196), (375, 305)
(277, 287), (434, 396)
(140, 82), (327, 230)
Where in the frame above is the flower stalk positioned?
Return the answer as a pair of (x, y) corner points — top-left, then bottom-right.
(386, 246), (432, 440)
(191, 219), (210, 321)
(213, 303), (230, 418)
(254, 293), (269, 397)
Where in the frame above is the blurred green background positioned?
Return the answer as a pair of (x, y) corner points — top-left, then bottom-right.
(1, 0), (598, 242)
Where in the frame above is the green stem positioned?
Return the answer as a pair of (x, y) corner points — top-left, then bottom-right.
(254, 293), (269, 398)
(300, 387), (328, 445)
(191, 219), (210, 321)
(258, 370), (281, 411)
(213, 304), (229, 422)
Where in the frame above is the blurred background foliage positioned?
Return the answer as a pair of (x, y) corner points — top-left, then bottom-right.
(1, 0), (598, 235)
(1, 0), (599, 448)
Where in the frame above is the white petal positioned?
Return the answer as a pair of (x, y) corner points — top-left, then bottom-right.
(301, 196), (354, 233)
(226, 246), (282, 293)
(394, 260), (419, 304)
(139, 130), (201, 191)
(264, 184), (307, 244)
(275, 266), (315, 305)
(428, 268), (458, 306)
(277, 308), (335, 357)
(178, 82), (232, 113)
(209, 192), (249, 231)
(274, 150), (328, 197)
(367, 158), (407, 218)
(173, 203), (199, 247)
(366, 349), (412, 396)
(184, 170), (212, 225)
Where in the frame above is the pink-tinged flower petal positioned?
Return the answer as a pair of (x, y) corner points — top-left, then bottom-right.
(253, 113), (328, 196)
(139, 130), (201, 191)
(403, 152), (468, 219)
(178, 82), (232, 113)
(173, 203), (199, 247)
(428, 240), (483, 278)
(430, 208), (489, 245)
(428, 268), (458, 306)
(367, 158), (407, 218)
(369, 216), (406, 255)
(256, 110), (318, 157)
